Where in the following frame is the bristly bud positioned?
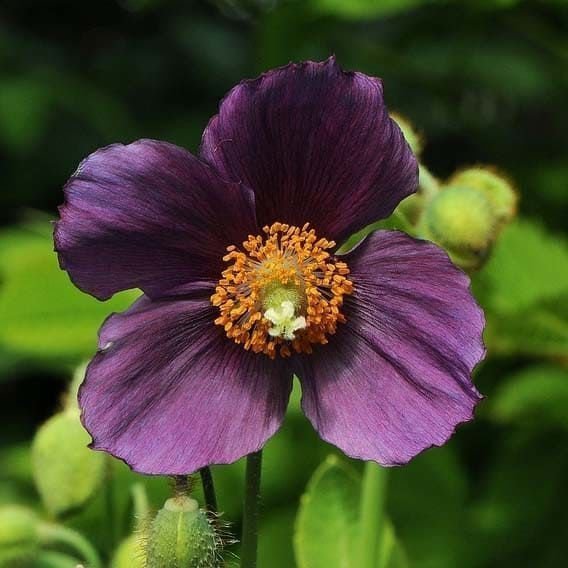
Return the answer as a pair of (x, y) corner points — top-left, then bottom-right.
(0, 506), (40, 566)
(450, 167), (517, 231)
(146, 496), (221, 568)
(420, 185), (495, 270)
(391, 113), (423, 156)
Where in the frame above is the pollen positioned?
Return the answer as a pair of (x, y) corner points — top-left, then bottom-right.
(210, 222), (354, 358)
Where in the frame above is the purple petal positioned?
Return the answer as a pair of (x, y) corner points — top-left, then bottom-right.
(297, 231), (485, 466)
(80, 295), (292, 474)
(55, 139), (258, 301)
(200, 57), (417, 245)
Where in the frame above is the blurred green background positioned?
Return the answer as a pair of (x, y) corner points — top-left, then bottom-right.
(1, 1), (567, 567)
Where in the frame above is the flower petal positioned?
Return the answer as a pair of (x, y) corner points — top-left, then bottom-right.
(55, 139), (258, 301)
(296, 231), (485, 466)
(80, 295), (292, 474)
(200, 57), (417, 245)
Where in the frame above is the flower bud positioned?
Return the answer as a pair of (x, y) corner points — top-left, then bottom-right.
(450, 167), (517, 230)
(423, 186), (494, 251)
(0, 506), (40, 566)
(32, 408), (105, 517)
(420, 185), (497, 270)
(146, 496), (220, 568)
(391, 113), (423, 156)
(111, 534), (146, 568)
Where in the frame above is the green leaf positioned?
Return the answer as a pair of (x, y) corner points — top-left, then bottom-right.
(388, 447), (472, 568)
(379, 521), (409, 568)
(475, 219), (568, 358)
(31, 409), (106, 517)
(294, 456), (406, 568)
(484, 294), (568, 358)
(0, 506), (40, 565)
(295, 455), (360, 568)
(477, 219), (568, 314)
(0, 223), (138, 364)
(35, 551), (82, 568)
(489, 365), (568, 429)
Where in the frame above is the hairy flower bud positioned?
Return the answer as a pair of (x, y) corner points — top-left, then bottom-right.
(420, 185), (497, 270)
(146, 496), (220, 568)
(450, 167), (517, 230)
(423, 186), (494, 251)
(0, 506), (40, 566)
(391, 113), (423, 156)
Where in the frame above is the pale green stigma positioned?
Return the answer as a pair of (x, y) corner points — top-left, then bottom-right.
(264, 301), (306, 341)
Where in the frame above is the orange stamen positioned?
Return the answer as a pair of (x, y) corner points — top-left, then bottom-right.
(210, 223), (354, 358)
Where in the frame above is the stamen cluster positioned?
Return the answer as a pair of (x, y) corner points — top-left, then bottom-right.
(211, 223), (354, 358)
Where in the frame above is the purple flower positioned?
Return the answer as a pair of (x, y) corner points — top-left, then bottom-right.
(54, 58), (485, 475)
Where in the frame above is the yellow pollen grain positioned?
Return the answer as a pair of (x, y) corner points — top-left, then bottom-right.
(210, 222), (354, 358)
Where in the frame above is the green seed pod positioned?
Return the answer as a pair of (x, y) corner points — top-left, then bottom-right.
(111, 534), (146, 568)
(391, 113), (423, 156)
(146, 496), (220, 568)
(450, 167), (517, 230)
(31, 408), (105, 517)
(421, 185), (495, 266)
(0, 506), (40, 566)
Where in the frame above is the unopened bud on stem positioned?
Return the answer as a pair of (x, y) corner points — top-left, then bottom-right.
(146, 496), (221, 568)
(450, 167), (517, 231)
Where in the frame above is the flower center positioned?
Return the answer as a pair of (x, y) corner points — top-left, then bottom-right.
(211, 222), (354, 358)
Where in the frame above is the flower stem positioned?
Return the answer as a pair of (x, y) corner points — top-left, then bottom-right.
(241, 450), (263, 568)
(131, 482), (150, 529)
(174, 475), (191, 496)
(200, 467), (218, 513)
(40, 523), (102, 568)
(359, 462), (389, 568)
(104, 456), (119, 551)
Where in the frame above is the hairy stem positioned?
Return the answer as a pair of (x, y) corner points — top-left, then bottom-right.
(200, 467), (218, 514)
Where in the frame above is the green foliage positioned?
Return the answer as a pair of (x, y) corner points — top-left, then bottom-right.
(35, 550), (82, 568)
(0, 223), (138, 364)
(490, 365), (568, 429)
(31, 409), (105, 517)
(388, 448), (471, 568)
(478, 220), (568, 314)
(111, 534), (146, 568)
(0, 505), (40, 566)
(475, 220), (568, 358)
(295, 456), (360, 567)
(295, 456), (406, 568)
(483, 295), (568, 358)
